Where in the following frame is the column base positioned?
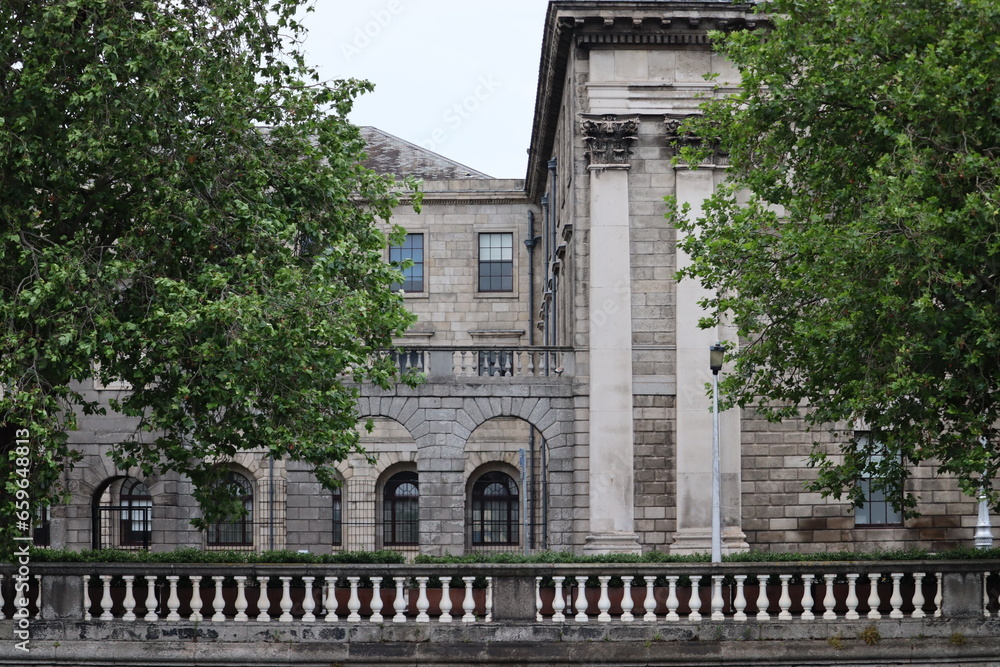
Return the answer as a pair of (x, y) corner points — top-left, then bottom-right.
(668, 527), (749, 556)
(583, 531), (642, 555)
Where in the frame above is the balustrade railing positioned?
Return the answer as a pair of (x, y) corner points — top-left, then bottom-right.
(384, 347), (574, 379)
(4, 561), (997, 625)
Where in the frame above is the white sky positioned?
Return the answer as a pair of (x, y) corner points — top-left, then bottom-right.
(298, 1), (550, 179)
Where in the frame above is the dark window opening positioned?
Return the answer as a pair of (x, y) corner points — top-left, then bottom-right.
(478, 233), (513, 292)
(383, 471), (419, 546)
(471, 471), (519, 545)
(390, 233), (425, 293)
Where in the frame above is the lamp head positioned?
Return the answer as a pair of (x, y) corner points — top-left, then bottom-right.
(709, 342), (726, 375)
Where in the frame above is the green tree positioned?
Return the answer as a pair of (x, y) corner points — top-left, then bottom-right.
(669, 0), (1000, 515)
(0, 0), (418, 553)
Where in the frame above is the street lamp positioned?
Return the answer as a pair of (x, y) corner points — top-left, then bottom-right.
(710, 342), (725, 564)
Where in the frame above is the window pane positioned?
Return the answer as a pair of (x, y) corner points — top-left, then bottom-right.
(478, 233), (513, 292)
(390, 233), (424, 292)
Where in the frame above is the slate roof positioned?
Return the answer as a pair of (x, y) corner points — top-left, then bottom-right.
(359, 126), (493, 180)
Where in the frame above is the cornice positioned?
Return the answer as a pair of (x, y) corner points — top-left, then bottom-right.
(526, 1), (766, 200)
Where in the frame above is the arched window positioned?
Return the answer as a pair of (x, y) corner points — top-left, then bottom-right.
(471, 471), (519, 545)
(207, 471), (254, 547)
(120, 478), (152, 547)
(92, 477), (152, 551)
(382, 471), (418, 546)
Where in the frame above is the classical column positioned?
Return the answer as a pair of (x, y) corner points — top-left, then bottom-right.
(581, 115), (641, 554)
(666, 115), (747, 555)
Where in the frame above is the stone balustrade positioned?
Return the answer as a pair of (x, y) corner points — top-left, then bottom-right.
(3, 560), (997, 625)
(389, 346), (574, 379)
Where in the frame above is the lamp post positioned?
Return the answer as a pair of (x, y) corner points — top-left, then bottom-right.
(709, 342), (725, 564)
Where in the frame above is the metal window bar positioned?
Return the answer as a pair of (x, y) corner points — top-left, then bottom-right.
(94, 505), (151, 551)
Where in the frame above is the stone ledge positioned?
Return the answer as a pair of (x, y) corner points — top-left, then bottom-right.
(3, 621), (999, 666)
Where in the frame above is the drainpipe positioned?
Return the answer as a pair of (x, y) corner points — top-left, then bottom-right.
(525, 211), (541, 550)
(540, 194), (550, 347)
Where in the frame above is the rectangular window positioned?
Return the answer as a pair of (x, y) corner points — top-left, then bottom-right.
(389, 233), (424, 293)
(854, 432), (903, 527)
(478, 232), (513, 292)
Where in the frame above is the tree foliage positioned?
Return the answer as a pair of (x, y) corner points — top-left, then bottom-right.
(669, 0), (1000, 514)
(0, 0), (418, 552)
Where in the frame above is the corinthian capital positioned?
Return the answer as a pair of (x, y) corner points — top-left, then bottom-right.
(581, 115), (639, 167)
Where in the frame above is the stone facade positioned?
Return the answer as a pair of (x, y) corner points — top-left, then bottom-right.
(45, 1), (995, 558)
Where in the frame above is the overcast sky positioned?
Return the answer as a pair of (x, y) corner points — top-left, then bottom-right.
(298, 1), (550, 179)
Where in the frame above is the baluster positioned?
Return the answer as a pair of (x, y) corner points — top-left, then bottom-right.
(346, 576), (361, 622)
(733, 575), (747, 622)
(256, 576), (271, 622)
(535, 577), (543, 622)
(233, 576), (249, 622)
(620, 576), (634, 622)
(212, 576), (226, 622)
(485, 577), (493, 622)
(99, 575), (114, 620)
(324, 577), (337, 622)
(688, 575), (702, 622)
(823, 574), (838, 620)
(144, 576), (158, 621)
(393, 577), (407, 623)
(301, 577), (316, 622)
(462, 576), (476, 623)
(778, 574), (792, 620)
(711, 575), (725, 621)
(35, 575), (41, 617)
(527, 350), (536, 376)
(415, 577), (430, 623)
(552, 576), (566, 622)
(597, 576), (612, 623)
(664, 575), (681, 621)
(845, 573), (860, 620)
(889, 573), (904, 619)
(911, 572), (926, 619)
(82, 575), (91, 621)
(513, 351), (523, 376)
(867, 573), (881, 620)
(166, 575), (181, 621)
(0, 574), (6, 621)
(984, 571), (991, 619)
(800, 574), (815, 621)
(12, 574), (25, 620)
(440, 577), (453, 623)
(755, 575), (769, 621)
(574, 576), (588, 622)
(121, 575), (136, 622)
(934, 572), (943, 617)
(370, 577), (383, 623)
(189, 576), (203, 622)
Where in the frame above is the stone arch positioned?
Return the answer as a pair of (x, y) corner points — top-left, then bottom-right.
(455, 395), (570, 451)
(464, 417), (531, 478)
(356, 394), (423, 439)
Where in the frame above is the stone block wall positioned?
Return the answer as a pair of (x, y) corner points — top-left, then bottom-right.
(386, 179), (537, 348)
(741, 408), (990, 552)
(633, 394), (676, 551)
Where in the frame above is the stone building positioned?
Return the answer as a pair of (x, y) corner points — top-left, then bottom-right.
(46, 0), (994, 558)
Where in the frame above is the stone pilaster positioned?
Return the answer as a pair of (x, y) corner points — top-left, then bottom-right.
(666, 115), (747, 555)
(581, 115), (641, 554)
